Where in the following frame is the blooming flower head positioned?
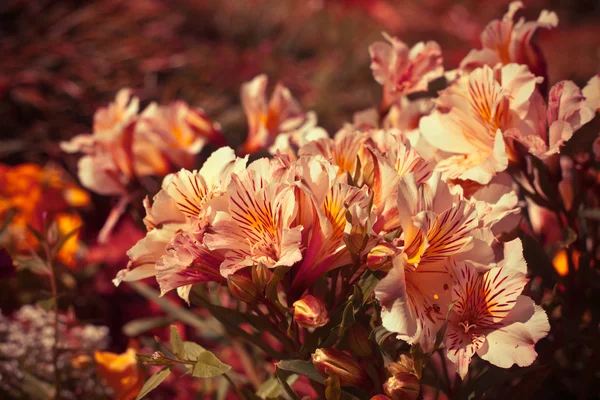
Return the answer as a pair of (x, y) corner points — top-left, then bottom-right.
(375, 173), (496, 352)
(420, 64), (541, 183)
(62, 89), (224, 196)
(460, 1), (558, 80)
(240, 74), (315, 155)
(285, 155), (372, 294)
(116, 147), (247, 300)
(506, 80), (595, 159)
(204, 156), (304, 277)
(138, 100), (225, 170)
(370, 33), (443, 111)
(444, 239), (550, 379)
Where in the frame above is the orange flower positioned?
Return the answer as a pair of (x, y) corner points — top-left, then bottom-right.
(0, 163), (89, 268)
(95, 347), (143, 400)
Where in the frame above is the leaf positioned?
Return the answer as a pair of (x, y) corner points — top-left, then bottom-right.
(257, 374), (299, 399)
(357, 273), (380, 305)
(170, 325), (185, 359)
(37, 297), (55, 312)
(122, 316), (174, 337)
(136, 353), (172, 366)
(135, 366), (172, 400)
(580, 208), (600, 220)
(21, 372), (55, 400)
(51, 225), (81, 258)
(433, 301), (456, 352)
(276, 360), (325, 384)
(27, 224), (46, 245)
(561, 227), (577, 248)
(183, 341), (207, 361)
(370, 326), (394, 347)
(275, 367), (301, 400)
(192, 350), (231, 378)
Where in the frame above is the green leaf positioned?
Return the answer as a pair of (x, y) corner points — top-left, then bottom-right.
(26, 224), (46, 245)
(183, 341), (207, 361)
(169, 325), (185, 359)
(275, 367), (301, 400)
(256, 374), (299, 399)
(51, 225), (81, 258)
(122, 316), (173, 337)
(580, 208), (600, 220)
(37, 297), (55, 312)
(276, 360), (324, 384)
(21, 372), (55, 400)
(135, 366), (172, 400)
(192, 350), (231, 378)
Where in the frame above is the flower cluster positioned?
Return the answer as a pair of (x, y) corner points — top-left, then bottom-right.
(3, 1), (599, 399)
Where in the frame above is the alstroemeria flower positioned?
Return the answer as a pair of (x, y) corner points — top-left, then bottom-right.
(204, 157), (303, 277)
(155, 220), (225, 304)
(95, 347), (143, 400)
(506, 80), (595, 159)
(299, 126), (369, 182)
(370, 33), (443, 110)
(420, 64), (541, 184)
(116, 147), (247, 289)
(460, 1), (558, 80)
(583, 74), (600, 112)
(61, 89), (168, 196)
(375, 173), (496, 351)
(444, 239), (550, 379)
(138, 100), (225, 170)
(286, 155), (372, 294)
(239, 74), (314, 155)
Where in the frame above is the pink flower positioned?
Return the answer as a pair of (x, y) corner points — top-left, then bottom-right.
(204, 157), (303, 277)
(507, 80), (595, 159)
(138, 100), (225, 170)
(115, 147), (247, 294)
(420, 64), (541, 183)
(460, 1), (558, 80)
(583, 74), (600, 112)
(286, 155), (372, 293)
(239, 74), (314, 155)
(444, 239), (550, 379)
(375, 174), (496, 352)
(370, 33), (443, 110)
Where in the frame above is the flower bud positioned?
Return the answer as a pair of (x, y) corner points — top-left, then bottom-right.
(367, 243), (398, 272)
(346, 324), (372, 357)
(293, 295), (329, 328)
(252, 263), (272, 290)
(227, 274), (258, 303)
(312, 348), (368, 387)
(370, 396), (392, 400)
(384, 370), (420, 400)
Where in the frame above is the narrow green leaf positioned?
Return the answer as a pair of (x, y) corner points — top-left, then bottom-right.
(192, 350), (231, 378)
(26, 224), (46, 245)
(51, 225), (81, 258)
(275, 367), (301, 400)
(325, 375), (341, 400)
(256, 374), (299, 399)
(135, 366), (172, 400)
(169, 325), (185, 359)
(276, 360), (324, 384)
(122, 316), (174, 337)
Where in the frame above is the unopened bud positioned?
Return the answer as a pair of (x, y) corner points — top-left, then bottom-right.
(384, 369), (420, 400)
(227, 274), (258, 303)
(347, 324), (372, 357)
(252, 263), (272, 290)
(293, 295), (329, 328)
(312, 348), (368, 387)
(367, 243), (398, 272)
(370, 396), (392, 400)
